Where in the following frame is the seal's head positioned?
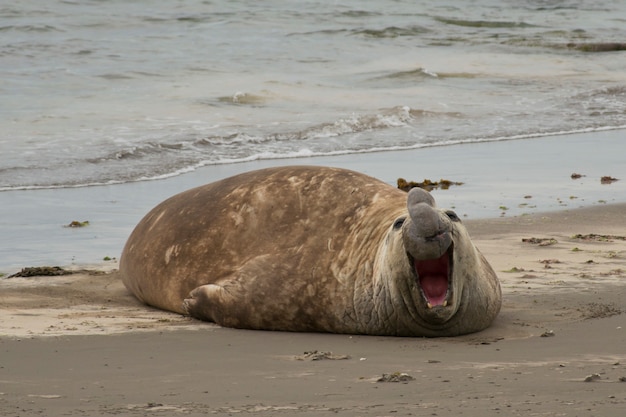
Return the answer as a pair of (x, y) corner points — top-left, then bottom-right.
(381, 187), (497, 334)
(401, 187), (458, 324)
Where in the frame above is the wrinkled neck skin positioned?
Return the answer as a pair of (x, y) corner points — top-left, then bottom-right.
(357, 189), (501, 337)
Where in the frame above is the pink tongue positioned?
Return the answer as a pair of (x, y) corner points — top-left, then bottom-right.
(414, 253), (449, 306)
(419, 275), (448, 306)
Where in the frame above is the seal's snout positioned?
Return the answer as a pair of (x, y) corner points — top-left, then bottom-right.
(406, 188), (444, 239)
(403, 188), (452, 261)
(402, 187), (456, 311)
(407, 187), (435, 207)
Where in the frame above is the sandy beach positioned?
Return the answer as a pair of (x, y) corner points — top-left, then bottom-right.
(3, 2), (626, 414)
(1, 200), (625, 416)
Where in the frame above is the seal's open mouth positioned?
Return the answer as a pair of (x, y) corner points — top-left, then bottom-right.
(411, 243), (453, 308)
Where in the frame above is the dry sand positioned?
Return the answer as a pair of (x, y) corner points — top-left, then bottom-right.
(1, 204), (625, 416)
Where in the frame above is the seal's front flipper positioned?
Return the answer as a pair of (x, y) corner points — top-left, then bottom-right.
(182, 283), (242, 326)
(182, 255), (302, 330)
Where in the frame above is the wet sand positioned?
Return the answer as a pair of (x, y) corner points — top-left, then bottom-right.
(1, 203), (625, 416)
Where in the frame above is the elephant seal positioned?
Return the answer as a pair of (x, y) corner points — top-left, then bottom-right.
(120, 166), (501, 336)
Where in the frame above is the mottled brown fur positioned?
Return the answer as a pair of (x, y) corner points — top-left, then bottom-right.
(120, 166), (501, 336)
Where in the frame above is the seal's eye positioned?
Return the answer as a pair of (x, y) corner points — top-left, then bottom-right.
(393, 217), (406, 230)
(445, 210), (460, 222)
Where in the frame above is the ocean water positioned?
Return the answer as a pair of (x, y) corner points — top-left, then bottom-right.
(2, 0), (626, 190)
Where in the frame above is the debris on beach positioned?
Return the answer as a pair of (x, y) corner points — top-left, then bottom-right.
(584, 373), (602, 382)
(578, 302), (622, 319)
(572, 233), (626, 242)
(8, 266), (74, 278)
(397, 178), (464, 192)
(570, 173), (585, 179)
(295, 350), (351, 361)
(600, 176), (619, 184)
(540, 259), (562, 268)
(65, 220), (90, 228)
(127, 403), (188, 413)
(540, 330), (555, 337)
(377, 372), (415, 383)
(522, 237), (558, 246)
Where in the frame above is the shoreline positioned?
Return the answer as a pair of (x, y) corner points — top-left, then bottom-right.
(1, 129), (624, 273)
(3, 125), (625, 194)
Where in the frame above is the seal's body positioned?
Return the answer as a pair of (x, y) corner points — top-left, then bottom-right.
(120, 166), (501, 336)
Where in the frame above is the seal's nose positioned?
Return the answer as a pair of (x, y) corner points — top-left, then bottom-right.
(408, 204), (440, 238)
(407, 188), (441, 239)
(407, 187), (435, 207)
(403, 188), (452, 260)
